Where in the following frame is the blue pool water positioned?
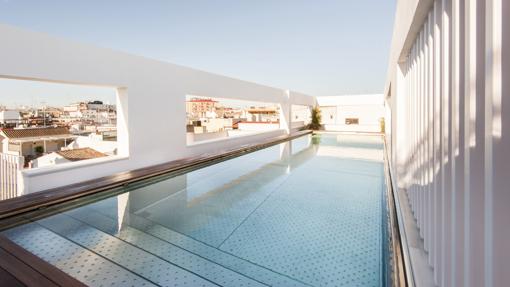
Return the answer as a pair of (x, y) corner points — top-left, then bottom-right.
(1, 133), (388, 287)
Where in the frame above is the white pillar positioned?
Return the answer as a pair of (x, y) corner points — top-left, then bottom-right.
(280, 90), (291, 134)
(116, 87), (129, 157)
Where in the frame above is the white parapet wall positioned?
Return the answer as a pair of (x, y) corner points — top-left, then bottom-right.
(385, 0), (510, 286)
(0, 24), (316, 193)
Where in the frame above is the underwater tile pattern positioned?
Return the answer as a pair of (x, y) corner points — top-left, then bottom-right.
(219, 162), (384, 287)
(2, 134), (386, 287)
(3, 223), (158, 287)
(70, 202), (309, 287)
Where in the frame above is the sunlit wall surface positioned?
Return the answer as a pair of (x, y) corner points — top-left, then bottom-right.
(385, 0), (510, 286)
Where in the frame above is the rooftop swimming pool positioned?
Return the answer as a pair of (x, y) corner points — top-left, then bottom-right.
(0, 133), (391, 287)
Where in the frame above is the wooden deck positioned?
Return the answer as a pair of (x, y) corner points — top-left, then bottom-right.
(0, 130), (311, 286)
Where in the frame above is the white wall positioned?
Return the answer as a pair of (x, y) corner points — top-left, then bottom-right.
(0, 24), (316, 193)
(31, 153), (69, 168)
(0, 110), (21, 123)
(237, 122), (280, 131)
(386, 0), (510, 286)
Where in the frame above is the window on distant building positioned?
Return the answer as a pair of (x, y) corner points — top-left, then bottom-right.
(345, 118), (359, 125)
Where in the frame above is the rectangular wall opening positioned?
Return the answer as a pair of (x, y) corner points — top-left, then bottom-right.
(186, 95), (281, 145)
(0, 77), (126, 199)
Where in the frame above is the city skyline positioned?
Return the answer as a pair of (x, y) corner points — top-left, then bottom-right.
(0, 78), (116, 108)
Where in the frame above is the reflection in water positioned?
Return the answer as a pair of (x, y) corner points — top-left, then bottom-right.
(120, 135), (319, 246)
(115, 133), (384, 248)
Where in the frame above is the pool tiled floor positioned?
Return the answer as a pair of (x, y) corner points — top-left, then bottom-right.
(2, 134), (387, 287)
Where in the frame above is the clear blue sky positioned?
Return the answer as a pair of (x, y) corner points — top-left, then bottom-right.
(0, 0), (395, 107)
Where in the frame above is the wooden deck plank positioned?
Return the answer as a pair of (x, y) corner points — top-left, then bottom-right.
(0, 236), (87, 287)
(0, 266), (25, 287)
(0, 247), (58, 287)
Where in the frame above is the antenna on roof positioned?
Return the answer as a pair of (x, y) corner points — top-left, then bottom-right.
(41, 101), (47, 127)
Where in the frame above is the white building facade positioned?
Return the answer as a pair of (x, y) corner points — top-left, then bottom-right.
(0, 110), (22, 127)
(317, 94), (385, 133)
(385, 0), (509, 286)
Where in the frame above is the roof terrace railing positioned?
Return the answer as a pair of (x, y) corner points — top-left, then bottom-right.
(0, 153), (24, 201)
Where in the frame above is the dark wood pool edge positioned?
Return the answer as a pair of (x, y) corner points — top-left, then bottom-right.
(382, 136), (415, 287)
(0, 130), (312, 221)
(0, 235), (87, 287)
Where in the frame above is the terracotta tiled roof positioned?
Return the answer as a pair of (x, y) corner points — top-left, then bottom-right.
(187, 98), (218, 103)
(56, 148), (106, 162)
(0, 127), (71, 139)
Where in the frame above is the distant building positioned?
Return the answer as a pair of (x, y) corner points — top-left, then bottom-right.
(0, 127), (75, 162)
(317, 94), (385, 133)
(186, 98), (218, 119)
(66, 134), (117, 155)
(246, 107), (280, 122)
(31, 147), (106, 168)
(0, 110), (22, 127)
(60, 101), (116, 127)
(87, 100), (115, 112)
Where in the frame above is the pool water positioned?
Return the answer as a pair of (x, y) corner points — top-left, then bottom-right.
(1, 133), (388, 287)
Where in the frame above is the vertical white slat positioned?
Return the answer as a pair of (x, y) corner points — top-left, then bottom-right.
(464, 0), (490, 286)
(423, 16), (429, 248)
(434, 1), (444, 282)
(420, 22), (427, 240)
(452, 0), (466, 285)
(412, 41), (416, 214)
(420, 20), (426, 241)
(441, 1), (452, 285)
(427, 10), (435, 256)
(1, 154), (5, 200)
(415, 39), (418, 212)
(417, 34), (422, 223)
(408, 46), (416, 207)
(410, 42), (416, 215)
(485, 0), (504, 286)
(422, 17), (430, 252)
(416, 30), (422, 229)
(409, 46), (413, 208)
(445, 0), (454, 286)
(420, 28), (425, 233)
(411, 41), (416, 215)
(10, 155), (14, 198)
(469, 0), (488, 286)
(9, 155), (14, 198)
(7, 155), (12, 198)
(7, 154), (12, 199)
